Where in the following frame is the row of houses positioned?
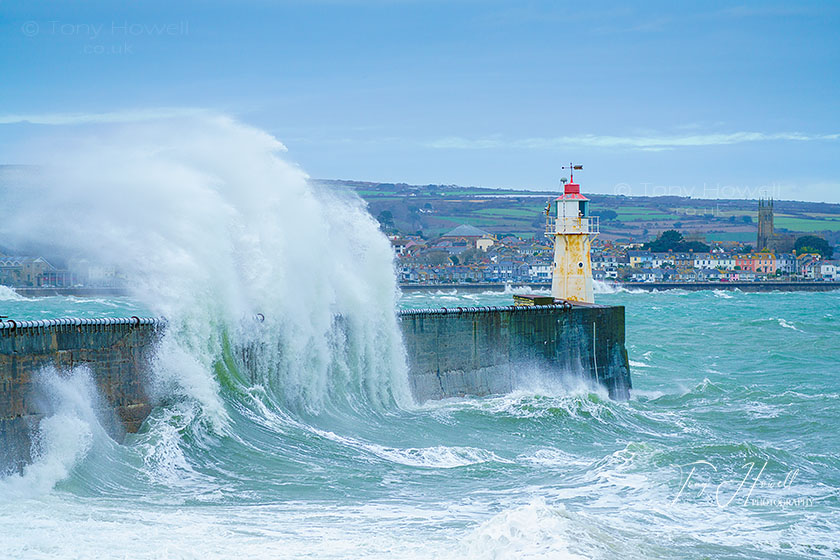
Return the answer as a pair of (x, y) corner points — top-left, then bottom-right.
(399, 255), (839, 285)
(617, 251), (836, 281)
(0, 254), (124, 288)
(624, 251), (805, 274)
(398, 261), (550, 284)
(0, 256), (59, 287)
(391, 226), (839, 284)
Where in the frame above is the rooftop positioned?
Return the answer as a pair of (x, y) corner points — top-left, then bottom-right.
(441, 224), (491, 238)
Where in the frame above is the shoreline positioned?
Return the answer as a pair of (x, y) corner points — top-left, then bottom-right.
(5, 281), (839, 299)
(398, 281), (839, 293)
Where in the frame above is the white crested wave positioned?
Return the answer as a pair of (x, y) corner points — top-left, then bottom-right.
(594, 280), (647, 294)
(367, 445), (510, 468)
(517, 448), (590, 468)
(0, 367), (101, 498)
(593, 279), (620, 294)
(629, 360), (651, 368)
(462, 500), (592, 559)
(775, 318), (802, 332)
(313, 428), (510, 468)
(0, 285), (25, 301)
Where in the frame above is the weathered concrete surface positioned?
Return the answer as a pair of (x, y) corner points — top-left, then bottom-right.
(1, 305), (632, 472)
(400, 304), (631, 402)
(0, 318), (160, 472)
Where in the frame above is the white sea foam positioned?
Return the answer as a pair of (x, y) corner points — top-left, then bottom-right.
(367, 444), (511, 468)
(628, 388), (665, 400)
(776, 318), (802, 332)
(594, 280), (648, 294)
(313, 427), (509, 468)
(462, 499), (592, 560)
(518, 448), (590, 468)
(0, 285), (25, 301)
(0, 367), (101, 498)
(743, 401), (783, 419)
(421, 380), (613, 424)
(593, 279), (620, 294)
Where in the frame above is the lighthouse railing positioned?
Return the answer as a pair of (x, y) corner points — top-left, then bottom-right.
(547, 216), (599, 235)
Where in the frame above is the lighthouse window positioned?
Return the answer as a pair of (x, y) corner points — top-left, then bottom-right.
(578, 262), (584, 268)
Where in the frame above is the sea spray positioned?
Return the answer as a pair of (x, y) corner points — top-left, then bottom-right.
(0, 115), (411, 427)
(0, 285), (25, 301)
(0, 367), (101, 497)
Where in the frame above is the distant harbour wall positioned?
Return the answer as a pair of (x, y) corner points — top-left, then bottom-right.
(399, 281), (839, 293)
(0, 305), (632, 472)
(616, 281), (839, 292)
(8, 281), (838, 297)
(11, 287), (131, 298)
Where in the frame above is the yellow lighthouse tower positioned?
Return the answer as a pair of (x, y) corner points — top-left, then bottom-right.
(547, 164), (598, 303)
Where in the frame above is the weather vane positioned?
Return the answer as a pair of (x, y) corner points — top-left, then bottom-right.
(561, 163), (583, 184)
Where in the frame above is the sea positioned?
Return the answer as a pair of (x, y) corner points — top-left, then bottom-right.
(1, 285), (838, 559)
(1, 117), (838, 559)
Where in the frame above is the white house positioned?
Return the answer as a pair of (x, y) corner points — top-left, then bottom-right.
(819, 261), (838, 281)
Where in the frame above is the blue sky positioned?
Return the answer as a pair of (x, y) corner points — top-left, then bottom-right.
(1, 1), (838, 202)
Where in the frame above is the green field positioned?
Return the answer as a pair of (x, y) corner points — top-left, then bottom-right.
(705, 232), (757, 243)
(435, 215), (505, 228)
(774, 217), (840, 232)
(474, 207), (544, 218)
(355, 189), (396, 196)
(611, 206), (682, 221)
(438, 189), (526, 196)
(337, 179), (840, 241)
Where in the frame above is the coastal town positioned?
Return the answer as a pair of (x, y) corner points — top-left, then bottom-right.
(389, 196), (837, 286)
(1, 195), (837, 290)
(390, 224), (837, 285)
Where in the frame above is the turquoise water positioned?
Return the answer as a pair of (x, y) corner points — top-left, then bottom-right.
(0, 287), (148, 320)
(1, 287), (839, 559)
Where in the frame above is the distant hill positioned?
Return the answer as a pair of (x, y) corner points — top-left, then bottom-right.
(318, 179), (840, 246)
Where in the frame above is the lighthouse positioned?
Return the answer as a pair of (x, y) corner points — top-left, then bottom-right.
(547, 164), (598, 303)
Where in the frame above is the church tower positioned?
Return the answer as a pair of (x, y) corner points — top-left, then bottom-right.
(757, 198), (774, 251)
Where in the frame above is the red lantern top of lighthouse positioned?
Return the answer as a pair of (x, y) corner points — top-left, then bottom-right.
(555, 163), (589, 201)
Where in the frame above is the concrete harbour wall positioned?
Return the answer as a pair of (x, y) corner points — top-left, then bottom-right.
(1, 305), (631, 472)
(401, 304), (630, 401)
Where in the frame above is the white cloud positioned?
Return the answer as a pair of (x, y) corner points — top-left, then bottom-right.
(425, 131), (840, 151)
(0, 108), (210, 125)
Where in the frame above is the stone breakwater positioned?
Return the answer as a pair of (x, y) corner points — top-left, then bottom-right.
(1, 305), (631, 472)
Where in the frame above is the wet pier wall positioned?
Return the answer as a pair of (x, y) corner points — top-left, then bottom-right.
(0, 318), (160, 472)
(400, 304), (631, 402)
(1, 305), (631, 472)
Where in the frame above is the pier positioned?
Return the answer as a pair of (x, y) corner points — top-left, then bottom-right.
(1, 304), (631, 472)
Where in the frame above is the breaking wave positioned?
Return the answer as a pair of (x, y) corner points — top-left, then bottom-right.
(0, 115), (411, 491)
(0, 285), (25, 301)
